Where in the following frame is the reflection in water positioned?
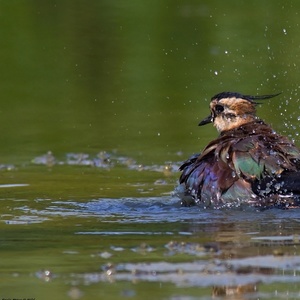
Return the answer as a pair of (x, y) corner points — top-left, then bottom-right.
(4, 191), (300, 299)
(67, 255), (300, 294)
(212, 284), (257, 299)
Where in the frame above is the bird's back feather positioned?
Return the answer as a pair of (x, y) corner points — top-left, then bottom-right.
(179, 120), (300, 207)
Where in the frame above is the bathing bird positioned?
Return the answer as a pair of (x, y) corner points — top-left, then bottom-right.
(178, 92), (300, 208)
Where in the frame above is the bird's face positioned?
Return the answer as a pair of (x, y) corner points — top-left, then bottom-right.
(202, 96), (256, 132)
(199, 92), (280, 133)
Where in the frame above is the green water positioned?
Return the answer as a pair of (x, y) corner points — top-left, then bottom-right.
(2, 1), (300, 299)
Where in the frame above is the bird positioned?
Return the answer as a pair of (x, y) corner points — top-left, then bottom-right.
(177, 91), (300, 209)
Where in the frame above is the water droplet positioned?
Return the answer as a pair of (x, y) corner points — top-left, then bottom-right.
(283, 28), (287, 35)
(214, 71), (218, 76)
(274, 183), (282, 191)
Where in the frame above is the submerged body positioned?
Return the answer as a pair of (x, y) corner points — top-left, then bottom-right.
(178, 92), (300, 208)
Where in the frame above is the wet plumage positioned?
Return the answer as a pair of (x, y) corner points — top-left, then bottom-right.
(178, 92), (300, 208)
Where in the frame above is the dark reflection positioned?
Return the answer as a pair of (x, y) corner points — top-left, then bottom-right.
(212, 284), (257, 299)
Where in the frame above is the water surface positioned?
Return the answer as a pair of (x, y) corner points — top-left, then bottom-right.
(2, 1), (300, 299)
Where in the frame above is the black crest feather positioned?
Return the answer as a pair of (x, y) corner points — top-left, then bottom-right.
(212, 92), (281, 104)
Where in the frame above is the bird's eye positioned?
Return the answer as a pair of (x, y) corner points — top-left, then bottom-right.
(215, 104), (224, 114)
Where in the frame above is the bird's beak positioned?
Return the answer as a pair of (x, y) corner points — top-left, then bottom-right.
(198, 115), (213, 126)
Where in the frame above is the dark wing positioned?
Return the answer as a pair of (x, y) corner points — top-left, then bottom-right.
(179, 138), (256, 205)
(233, 133), (300, 197)
(179, 153), (200, 172)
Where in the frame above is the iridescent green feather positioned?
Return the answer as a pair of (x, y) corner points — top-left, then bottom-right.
(232, 151), (264, 179)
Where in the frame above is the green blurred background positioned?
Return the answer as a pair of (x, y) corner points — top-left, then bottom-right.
(1, 0), (300, 165)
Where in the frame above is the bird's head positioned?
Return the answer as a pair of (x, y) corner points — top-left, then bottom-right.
(199, 91), (281, 133)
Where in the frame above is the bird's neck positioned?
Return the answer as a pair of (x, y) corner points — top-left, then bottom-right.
(219, 117), (266, 136)
(215, 114), (258, 133)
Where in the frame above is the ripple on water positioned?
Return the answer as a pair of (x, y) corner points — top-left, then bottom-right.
(49, 196), (218, 223)
(68, 255), (300, 288)
(5, 215), (50, 225)
(31, 151), (182, 174)
(12, 195), (300, 227)
(0, 184), (29, 188)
